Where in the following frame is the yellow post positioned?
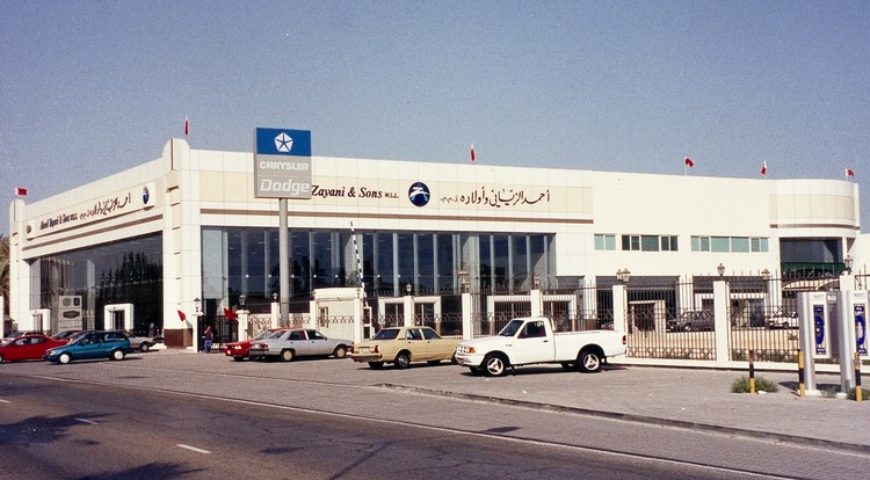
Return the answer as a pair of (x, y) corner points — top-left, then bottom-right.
(798, 350), (805, 398)
(749, 349), (756, 394)
(855, 352), (863, 403)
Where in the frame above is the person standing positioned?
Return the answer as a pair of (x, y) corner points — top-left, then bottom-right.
(203, 324), (214, 353)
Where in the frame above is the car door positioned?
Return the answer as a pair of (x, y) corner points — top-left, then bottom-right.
(287, 330), (309, 356)
(511, 320), (552, 365)
(305, 330), (332, 356)
(6, 337), (32, 361)
(76, 334), (103, 359)
(404, 328), (427, 360)
(420, 327), (446, 360)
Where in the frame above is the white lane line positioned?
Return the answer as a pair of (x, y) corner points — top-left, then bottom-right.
(75, 418), (98, 425)
(0, 399), (10, 404)
(34, 375), (72, 382)
(177, 444), (211, 454)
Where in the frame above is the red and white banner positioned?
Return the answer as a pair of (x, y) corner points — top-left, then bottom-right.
(684, 157), (694, 168)
(15, 186), (27, 197)
(760, 160), (768, 176)
(470, 144), (476, 162)
(845, 167), (855, 178)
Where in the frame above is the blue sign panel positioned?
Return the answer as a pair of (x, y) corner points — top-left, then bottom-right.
(813, 305), (826, 355)
(856, 304), (867, 356)
(255, 128), (311, 157)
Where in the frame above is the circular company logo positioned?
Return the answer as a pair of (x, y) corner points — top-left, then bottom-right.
(408, 182), (430, 207)
(142, 186), (151, 205)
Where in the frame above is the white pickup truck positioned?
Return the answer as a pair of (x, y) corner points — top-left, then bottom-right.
(454, 316), (626, 376)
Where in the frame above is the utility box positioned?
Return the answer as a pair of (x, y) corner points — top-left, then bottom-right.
(798, 292), (832, 360)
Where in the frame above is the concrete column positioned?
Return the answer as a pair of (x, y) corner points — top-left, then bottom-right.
(461, 292), (474, 340)
(308, 300), (318, 329)
(238, 309), (249, 341)
(403, 293), (415, 328)
(713, 280), (731, 366)
(353, 296), (363, 344)
(270, 301), (279, 328)
(612, 284), (627, 336)
(530, 289), (544, 318)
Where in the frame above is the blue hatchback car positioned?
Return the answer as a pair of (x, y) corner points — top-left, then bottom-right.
(45, 330), (132, 364)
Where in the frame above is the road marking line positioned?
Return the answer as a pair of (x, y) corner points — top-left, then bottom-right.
(0, 399), (10, 404)
(177, 444), (211, 454)
(34, 375), (72, 382)
(75, 418), (98, 425)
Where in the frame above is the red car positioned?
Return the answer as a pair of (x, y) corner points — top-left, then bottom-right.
(0, 334), (69, 363)
(224, 328), (286, 361)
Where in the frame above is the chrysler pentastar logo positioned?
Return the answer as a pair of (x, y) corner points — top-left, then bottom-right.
(274, 132), (293, 153)
(408, 182), (430, 207)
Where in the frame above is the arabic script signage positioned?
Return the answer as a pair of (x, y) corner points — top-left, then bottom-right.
(26, 183), (156, 239)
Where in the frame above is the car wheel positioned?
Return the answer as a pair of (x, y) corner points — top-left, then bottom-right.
(577, 349), (602, 373)
(333, 345), (348, 359)
(368, 362), (384, 369)
(139, 343), (151, 353)
(232, 356), (244, 362)
(59, 353), (72, 365)
(111, 349), (126, 361)
(394, 352), (411, 369)
(281, 349), (295, 362)
(483, 353), (509, 377)
(426, 360), (441, 366)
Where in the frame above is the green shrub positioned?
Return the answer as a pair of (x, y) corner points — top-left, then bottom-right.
(847, 387), (870, 401)
(731, 375), (780, 393)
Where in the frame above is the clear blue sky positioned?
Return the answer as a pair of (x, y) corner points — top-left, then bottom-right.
(2, 0), (868, 235)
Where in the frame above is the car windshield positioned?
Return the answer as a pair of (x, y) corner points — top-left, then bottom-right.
(373, 329), (400, 340)
(266, 330), (286, 339)
(497, 319), (525, 337)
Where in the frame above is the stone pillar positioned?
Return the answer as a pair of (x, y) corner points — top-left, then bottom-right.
(461, 292), (474, 340)
(530, 289), (544, 318)
(403, 293), (415, 328)
(612, 284), (628, 336)
(713, 280), (731, 365)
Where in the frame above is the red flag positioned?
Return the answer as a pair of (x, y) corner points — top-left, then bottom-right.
(15, 187), (27, 197)
(184, 115), (190, 138)
(760, 160), (768, 176)
(223, 307), (238, 322)
(177, 310), (187, 322)
(684, 157), (694, 168)
(470, 144), (476, 162)
(845, 167), (855, 178)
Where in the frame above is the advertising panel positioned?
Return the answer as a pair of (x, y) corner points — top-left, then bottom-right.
(253, 128), (312, 199)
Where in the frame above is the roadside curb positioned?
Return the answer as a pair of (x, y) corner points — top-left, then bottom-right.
(379, 383), (870, 455)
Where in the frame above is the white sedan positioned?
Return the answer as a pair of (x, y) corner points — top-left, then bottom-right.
(249, 329), (353, 362)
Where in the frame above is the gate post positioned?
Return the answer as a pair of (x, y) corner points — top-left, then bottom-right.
(612, 284), (627, 336)
(713, 280), (731, 366)
(530, 289), (544, 318)
(462, 291), (474, 340)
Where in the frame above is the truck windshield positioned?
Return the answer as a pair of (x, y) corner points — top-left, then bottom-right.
(497, 319), (524, 337)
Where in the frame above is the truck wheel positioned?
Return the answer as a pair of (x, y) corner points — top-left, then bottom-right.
(394, 352), (411, 369)
(577, 349), (602, 373)
(483, 353), (509, 377)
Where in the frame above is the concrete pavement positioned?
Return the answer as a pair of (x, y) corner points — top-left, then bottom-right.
(2, 349), (868, 453)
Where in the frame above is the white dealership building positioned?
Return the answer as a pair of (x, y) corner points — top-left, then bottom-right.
(5, 137), (865, 347)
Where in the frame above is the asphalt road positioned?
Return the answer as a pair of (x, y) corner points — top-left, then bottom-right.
(1, 355), (867, 480)
(0, 376), (779, 480)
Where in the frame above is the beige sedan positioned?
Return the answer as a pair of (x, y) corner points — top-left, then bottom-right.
(350, 326), (461, 369)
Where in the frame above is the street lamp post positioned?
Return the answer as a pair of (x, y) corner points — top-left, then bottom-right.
(717, 263), (726, 277)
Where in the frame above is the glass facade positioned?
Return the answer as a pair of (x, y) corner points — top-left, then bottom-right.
(34, 234), (163, 335)
(202, 227), (555, 313)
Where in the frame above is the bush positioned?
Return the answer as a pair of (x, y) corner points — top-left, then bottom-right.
(847, 386), (870, 401)
(731, 375), (780, 393)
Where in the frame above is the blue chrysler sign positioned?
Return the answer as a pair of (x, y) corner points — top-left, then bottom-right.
(254, 128), (313, 199)
(256, 128), (312, 156)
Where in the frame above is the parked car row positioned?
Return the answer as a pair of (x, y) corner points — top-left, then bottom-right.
(225, 317), (627, 378)
(0, 329), (159, 364)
